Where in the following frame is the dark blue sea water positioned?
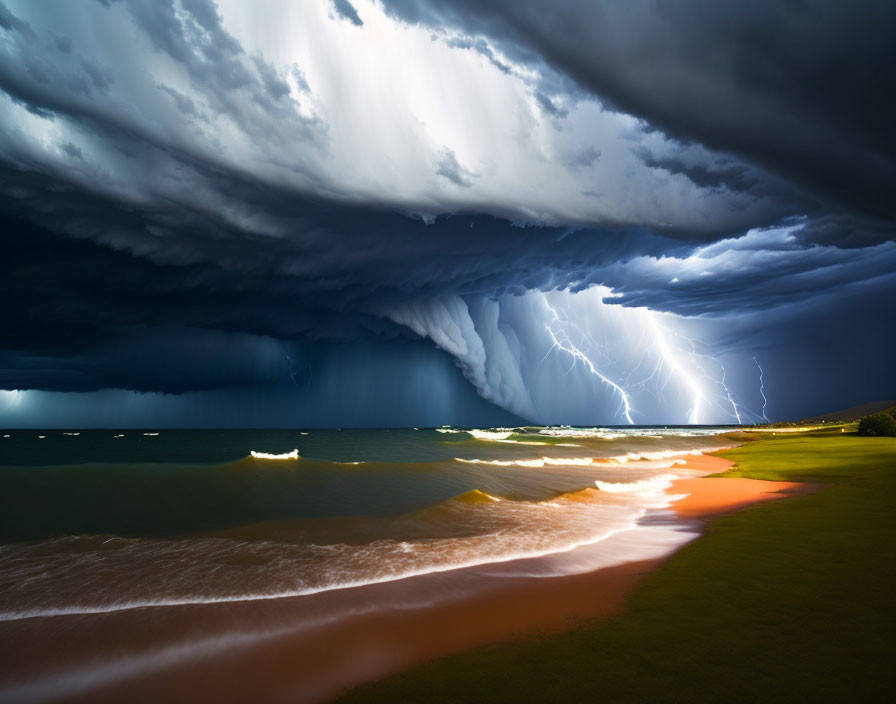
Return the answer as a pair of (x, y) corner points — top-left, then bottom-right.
(0, 426), (733, 623)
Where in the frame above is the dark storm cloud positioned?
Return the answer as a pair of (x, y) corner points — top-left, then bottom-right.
(589, 226), (896, 316)
(0, 0), (894, 407)
(2, 185), (891, 396)
(444, 35), (511, 75)
(381, 0), (896, 222)
(0, 1), (32, 36)
(435, 149), (474, 187)
(562, 146), (600, 170)
(331, 0), (364, 27)
(635, 150), (759, 194)
(0, 0), (324, 186)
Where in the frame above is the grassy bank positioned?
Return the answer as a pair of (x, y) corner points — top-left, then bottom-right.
(339, 432), (896, 703)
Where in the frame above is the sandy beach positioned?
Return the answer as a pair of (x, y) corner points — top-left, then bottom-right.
(0, 450), (816, 704)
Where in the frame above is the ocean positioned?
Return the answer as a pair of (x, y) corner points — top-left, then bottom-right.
(0, 426), (735, 702)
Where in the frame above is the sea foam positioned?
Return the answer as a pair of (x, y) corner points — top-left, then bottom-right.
(250, 449), (299, 460)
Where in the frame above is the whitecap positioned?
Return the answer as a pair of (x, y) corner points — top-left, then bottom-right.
(250, 449), (299, 460)
(467, 429), (515, 441)
(595, 474), (678, 494)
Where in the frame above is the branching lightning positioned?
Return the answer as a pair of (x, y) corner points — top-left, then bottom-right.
(285, 352), (312, 388)
(673, 338), (745, 424)
(642, 318), (765, 425)
(397, 289), (768, 426)
(754, 356), (770, 423)
(646, 315), (704, 425)
(542, 296), (635, 424)
(716, 360), (744, 424)
(540, 294), (763, 426)
(286, 354), (299, 386)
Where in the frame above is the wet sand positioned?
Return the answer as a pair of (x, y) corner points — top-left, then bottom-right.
(671, 476), (808, 519)
(0, 453), (812, 704)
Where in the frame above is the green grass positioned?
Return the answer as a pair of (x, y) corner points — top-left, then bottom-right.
(339, 434), (896, 703)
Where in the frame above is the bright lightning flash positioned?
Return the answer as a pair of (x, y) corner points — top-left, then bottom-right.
(647, 315), (704, 425)
(754, 356), (770, 423)
(542, 296), (635, 424)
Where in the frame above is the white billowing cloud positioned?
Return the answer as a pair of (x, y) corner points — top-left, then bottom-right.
(0, 0), (789, 242)
(389, 295), (536, 418)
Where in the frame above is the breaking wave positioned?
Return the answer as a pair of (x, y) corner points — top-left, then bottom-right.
(0, 427), (733, 631)
(0, 479), (687, 622)
(454, 447), (724, 470)
(594, 474), (679, 494)
(538, 426), (729, 439)
(249, 449), (300, 460)
(467, 429), (515, 441)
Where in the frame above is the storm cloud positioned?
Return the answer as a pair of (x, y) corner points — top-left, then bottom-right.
(381, 0), (896, 221)
(0, 0), (894, 425)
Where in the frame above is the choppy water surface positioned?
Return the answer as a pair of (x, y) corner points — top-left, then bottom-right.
(0, 426), (732, 621)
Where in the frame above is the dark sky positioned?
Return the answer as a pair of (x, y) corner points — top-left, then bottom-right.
(0, 0), (894, 427)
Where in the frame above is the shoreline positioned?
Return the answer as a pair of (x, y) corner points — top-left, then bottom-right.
(0, 449), (815, 704)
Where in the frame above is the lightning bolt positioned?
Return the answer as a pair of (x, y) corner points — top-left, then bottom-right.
(692, 352), (746, 424)
(754, 356), (769, 423)
(542, 296), (635, 424)
(715, 360), (744, 424)
(286, 354), (299, 385)
(540, 290), (762, 426)
(647, 315), (704, 425)
(645, 322), (756, 425)
(285, 352), (313, 387)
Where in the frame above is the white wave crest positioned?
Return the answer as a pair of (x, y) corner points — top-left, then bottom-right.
(250, 449), (299, 460)
(595, 474), (679, 494)
(607, 449), (705, 463)
(467, 429), (514, 441)
(455, 453), (700, 469)
(539, 426), (728, 439)
(455, 457), (547, 467)
(539, 427), (624, 439)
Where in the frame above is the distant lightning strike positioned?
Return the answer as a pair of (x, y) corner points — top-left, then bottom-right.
(647, 315), (704, 425)
(286, 354), (299, 386)
(669, 330), (744, 424)
(542, 296), (635, 424)
(285, 351), (312, 388)
(650, 323), (758, 425)
(541, 292), (761, 426)
(716, 360), (744, 424)
(754, 356), (770, 423)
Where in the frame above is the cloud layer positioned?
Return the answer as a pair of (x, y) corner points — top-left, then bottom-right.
(0, 0), (894, 424)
